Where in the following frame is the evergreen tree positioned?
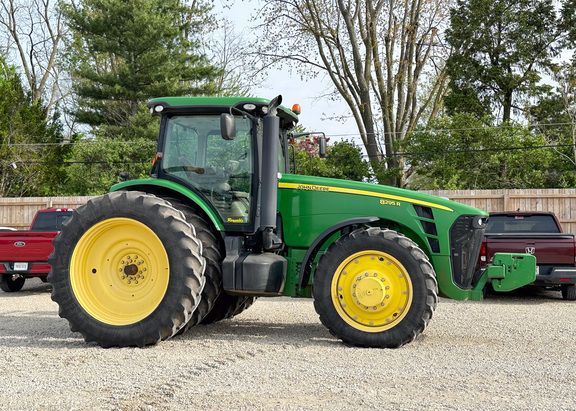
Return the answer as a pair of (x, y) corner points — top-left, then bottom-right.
(62, 0), (220, 140)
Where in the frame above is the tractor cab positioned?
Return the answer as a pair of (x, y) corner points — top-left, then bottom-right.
(148, 96), (298, 235)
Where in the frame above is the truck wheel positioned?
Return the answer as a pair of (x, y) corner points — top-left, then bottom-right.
(561, 284), (576, 301)
(160, 196), (223, 334)
(47, 191), (205, 347)
(201, 294), (256, 324)
(0, 274), (25, 292)
(313, 227), (438, 348)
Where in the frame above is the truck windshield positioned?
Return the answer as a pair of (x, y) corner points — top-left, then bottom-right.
(162, 115), (254, 225)
(486, 214), (560, 233)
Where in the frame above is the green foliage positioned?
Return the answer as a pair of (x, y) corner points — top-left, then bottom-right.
(561, 0), (576, 55)
(290, 138), (371, 182)
(0, 58), (73, 197)
(404, 113), (576, 190)
(63, 137), (156, 195)
(62, 0), (220, 139)
(445, 0), (558, 123)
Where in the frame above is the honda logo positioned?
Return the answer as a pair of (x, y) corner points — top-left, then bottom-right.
(525, 246), (535, 255)
(14, 241), (25, 247)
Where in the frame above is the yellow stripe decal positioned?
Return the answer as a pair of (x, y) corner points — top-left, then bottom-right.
(278, 182), (453, 212)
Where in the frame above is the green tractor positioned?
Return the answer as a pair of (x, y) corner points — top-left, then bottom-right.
(47, 95), (535, 348)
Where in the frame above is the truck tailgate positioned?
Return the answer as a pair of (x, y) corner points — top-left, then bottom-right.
(0, 231), (57, 262)
(485, 233), (575, 265)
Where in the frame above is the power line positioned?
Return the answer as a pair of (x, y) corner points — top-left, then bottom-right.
(1, 121), (575, 147)
(0, 140), (156, 147)
(376, 143), (576, 158)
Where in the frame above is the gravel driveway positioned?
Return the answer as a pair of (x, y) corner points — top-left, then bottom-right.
(1, 279), (575, 410)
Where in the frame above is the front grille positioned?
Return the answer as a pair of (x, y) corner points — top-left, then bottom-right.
(449, 215), (487, 289)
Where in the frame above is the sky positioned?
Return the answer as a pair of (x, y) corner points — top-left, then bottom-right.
(215, 0), (361, 143)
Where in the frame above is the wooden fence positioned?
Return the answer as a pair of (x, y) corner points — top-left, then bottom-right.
(2, 189), (576, 233)
(0, 197), (92, 230)
(421, 189), (576, 234)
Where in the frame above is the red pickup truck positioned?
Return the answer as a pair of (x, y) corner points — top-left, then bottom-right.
(479, 211), (576, 300)
(0, 208), (73, 292)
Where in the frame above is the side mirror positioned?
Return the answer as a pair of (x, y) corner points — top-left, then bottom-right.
(220, 113), (236, 140)
(319, 136), (327, 158)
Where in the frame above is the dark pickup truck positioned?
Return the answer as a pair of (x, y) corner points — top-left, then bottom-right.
(479, 211), (576, 300)
(0, 208), (73, 292)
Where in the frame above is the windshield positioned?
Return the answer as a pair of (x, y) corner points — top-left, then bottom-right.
(162, 115), (254, 225)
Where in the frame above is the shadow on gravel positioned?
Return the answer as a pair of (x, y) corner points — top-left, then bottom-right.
(479, 285), (567, 305)
(0, 312), (84, 349)
(178, 319), (339, 347)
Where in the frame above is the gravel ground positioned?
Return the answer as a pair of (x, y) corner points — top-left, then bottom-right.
(1, 278), (575, 411)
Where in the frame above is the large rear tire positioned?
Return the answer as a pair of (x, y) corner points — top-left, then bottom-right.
(47, 191), (206, 347)
(157, 196), (254, 326)
(0, 274), (25, 292)
(313, 227), (437, 348)
(160, 196), (223, 333)
(201, 294), (256, 324)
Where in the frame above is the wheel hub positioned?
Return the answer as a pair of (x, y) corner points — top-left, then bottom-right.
(118, 254), (147, 285)
(354, 275), (386, 307)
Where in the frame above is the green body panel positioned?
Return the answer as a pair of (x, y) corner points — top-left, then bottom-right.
(111, 179), (225, 231)
(277, 173), (486, 300)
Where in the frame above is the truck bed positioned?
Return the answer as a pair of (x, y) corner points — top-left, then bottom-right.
(481, 211), (576, 299)
(484, 233), (576, 266)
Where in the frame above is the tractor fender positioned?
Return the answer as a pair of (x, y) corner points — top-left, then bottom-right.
(298, 216), (379, 290)
(110, 179), (224, 231)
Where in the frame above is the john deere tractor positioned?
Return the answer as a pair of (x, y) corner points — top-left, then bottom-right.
(48, 95), (535, 348)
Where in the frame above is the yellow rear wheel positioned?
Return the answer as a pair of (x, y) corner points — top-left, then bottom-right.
(48, 191), (205, 347)
(71, 218), (170, 326)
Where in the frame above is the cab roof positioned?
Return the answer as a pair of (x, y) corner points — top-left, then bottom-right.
(147, 96), (299, 128)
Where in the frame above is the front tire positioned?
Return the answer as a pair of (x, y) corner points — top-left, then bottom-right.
(0, 274), (25, 292)
(313, 227), (438, 348)
(48, 191), (206, 347)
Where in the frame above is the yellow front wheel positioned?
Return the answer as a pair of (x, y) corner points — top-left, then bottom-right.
(313, 227), (438, 348)
(48, 191), (205, 347)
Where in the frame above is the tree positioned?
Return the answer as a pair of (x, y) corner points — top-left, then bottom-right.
(62, 0), (220, 140)
(529, 63), (576, 173)
(445, 0), (558, 123)
(403, 113), (575, 190)
(0, 0), (68, 114)
(203, 20), (263, 96)
(62, 137), (156, 195)
(290, 137), (371, 181)
(258, 0), (451, 187)
(0, 58), (72, 197)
